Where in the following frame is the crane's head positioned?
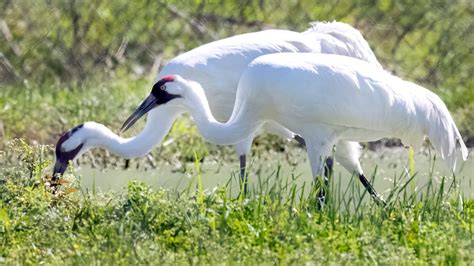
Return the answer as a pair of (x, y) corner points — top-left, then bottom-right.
(121, 75), (188, 132)
(53, 123), (88, 177)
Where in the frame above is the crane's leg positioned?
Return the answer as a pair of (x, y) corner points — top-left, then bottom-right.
(335, 141), (385, 206)
(305, 133), (337, 210)
(294, 134), (306, 147)
(295, 134), (334, 208)
(235, 135), (256, 195)
(307, 145), (330, 209)
(320, 156), (333, 203)
(239, 154), (248, 194)
(358, 174), (386, 206)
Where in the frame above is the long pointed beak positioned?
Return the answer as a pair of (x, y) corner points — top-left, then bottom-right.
(53, 160), (68, 179)
(121, 94), (158, 133)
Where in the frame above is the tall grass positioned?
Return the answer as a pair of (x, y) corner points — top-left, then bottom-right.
(0, 141), (472, 264)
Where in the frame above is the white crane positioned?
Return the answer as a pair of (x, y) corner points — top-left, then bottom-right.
(118, 53), (468, 205)
(53, 22), (383, 200)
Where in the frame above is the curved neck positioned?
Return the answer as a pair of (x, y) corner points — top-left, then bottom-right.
(87, 106), (182, 159)
(184, 84), (260, 145)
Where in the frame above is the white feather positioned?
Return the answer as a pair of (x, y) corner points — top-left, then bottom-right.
(154, 22), (382, 174)
(168, 53), (467, 179)
(303, 21), (383, 69)
(60, 22), (381, 177)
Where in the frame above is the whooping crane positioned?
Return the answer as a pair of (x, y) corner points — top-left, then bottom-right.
(53, 21), (383, 199)
(119, 53), (468, 205)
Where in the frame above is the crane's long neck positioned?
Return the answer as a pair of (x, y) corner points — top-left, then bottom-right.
(87, 106), (182, 159)
(184, 83), (260, 145)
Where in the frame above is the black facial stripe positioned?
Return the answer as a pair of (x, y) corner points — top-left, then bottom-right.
(151, 77), (174, 96)
(150, 79), (181, 105)
(153, 89), (182, 105)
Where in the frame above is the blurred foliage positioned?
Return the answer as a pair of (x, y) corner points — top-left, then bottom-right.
(0, 0), (473, 139)
(1, 0), (472, 93)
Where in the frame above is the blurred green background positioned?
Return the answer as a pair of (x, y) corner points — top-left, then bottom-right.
(0, 0), (473, 147)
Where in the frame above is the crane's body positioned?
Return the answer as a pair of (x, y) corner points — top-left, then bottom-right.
(229, 54), (467, 169)
(235, 55), (432, 143)
(158, 25), (381, 121)
(136, 54), (466, 184)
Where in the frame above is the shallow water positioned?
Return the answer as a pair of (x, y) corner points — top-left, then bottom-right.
(77, 147), (473, 198)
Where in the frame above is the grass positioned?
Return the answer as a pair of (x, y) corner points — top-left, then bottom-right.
(0, 141), (472, 264)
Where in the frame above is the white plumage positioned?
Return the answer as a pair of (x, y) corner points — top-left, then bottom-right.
(55, 21), (384, 179)
(139, 21), (383, 175)
(302, 21), (382, 69)
(148, 53), (467, 181)
(52, 22), (468, 205)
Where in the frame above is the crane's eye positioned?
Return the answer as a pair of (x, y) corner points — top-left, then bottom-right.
(160, 85), (166, 90)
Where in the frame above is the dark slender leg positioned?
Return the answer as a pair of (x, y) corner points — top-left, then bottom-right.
(324, 157), (333, 179)
(239, 155), (248, 194)
(317, 157), (333, 209)
(294, 135), (306, 147)
(358, 174), (386, 206)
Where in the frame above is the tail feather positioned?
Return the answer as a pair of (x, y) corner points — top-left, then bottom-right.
(303, 21), (383, 69)
(425, 94), (468, 171)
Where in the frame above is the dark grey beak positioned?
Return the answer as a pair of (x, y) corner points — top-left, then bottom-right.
(121, 94), (158, 133)
(52, 124), (85, 182)
(53, 160), (68, 179)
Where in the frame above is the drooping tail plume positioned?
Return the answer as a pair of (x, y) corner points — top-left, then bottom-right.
(423, 92), (468, 171)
